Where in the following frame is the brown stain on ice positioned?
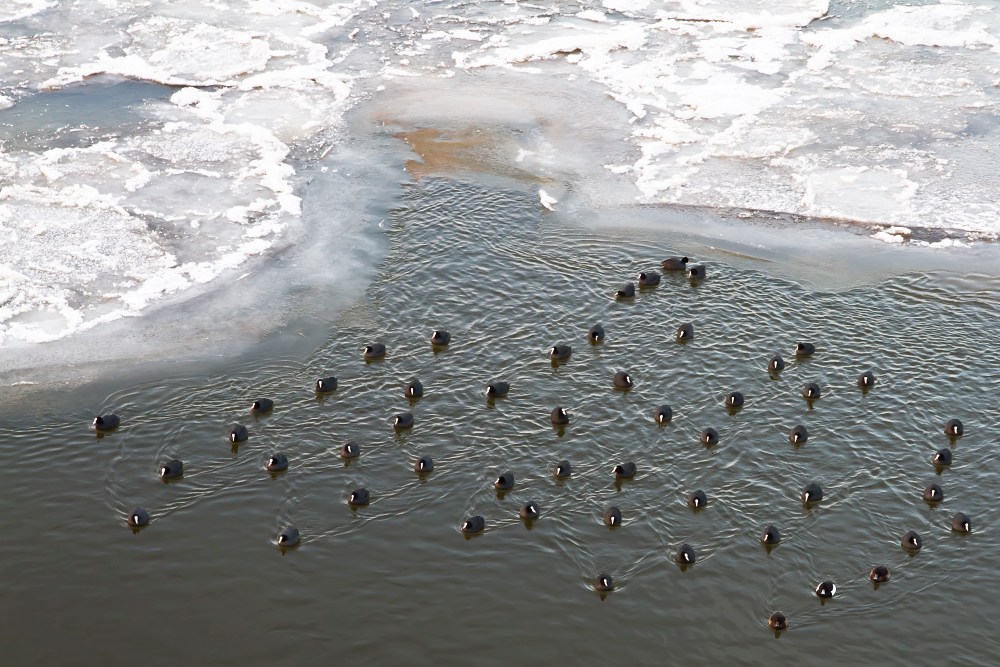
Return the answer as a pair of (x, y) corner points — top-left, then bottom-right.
(394, 127), (542, 183)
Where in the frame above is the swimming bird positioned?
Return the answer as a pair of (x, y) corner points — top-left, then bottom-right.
(952, 512), (971, 534)
(902, 530), (922, 550)
(768, 612), (787, 630)
(815, 581), (836, 598)
(675, 544), (696, 565)
(462, 516), (485, 533)
(127, 507), (149, 528)
(160, 460), (183, 479)
(795, 342), (815, 357)
(603, 507), (622, 526)
(768, 355), (785, 372)
(613, 371), (633, 389)
(551, 345), (572, 360)
(945, 419), (963, 436)
(230, 424), (248, 443)
(725, 391), (744, 408)
(933, 448), (952, 466)
(789, 425), (808, 445)
(431, 330), (451, 346)
(802, 383), (821, 399)
(267, 453), (288, 472)
(394, 413), (414, 429)
(701, 428), (719, 445)
(348, 488), (370, 506)
(923, 483), (943, 502)
(415, 456), (433, 473)
(519, 502), (539, 520)
(495, 472), (515, 490)
(341, 442), (359, 458)
(802, 482), (822, 503)
(655, 405), (672, 423)
(676, 323), (694, 340)
(858, 370), (876, 388)
(595, 573), (614, 592)
(870, 565), (890, 583)
(316, 377), (337, 393)
(364, 343), (386, 359)
(688, 490), (707, 508)
(588, 324), (605, 342)
(614, 462), (636, 479)
(662, 257), (689, 271)
(251, 399), (273, 414)
(616, 283), (636, 299)
(277, 528), (300, 547)
(405, 379), (423, 398)
(486, 382), (509, 398)
(761, 525), (781, 544)
(638, 272), (660, 286)
(551, 407), (569, 425)
(554, 461), (572, 478)
(688, 265), (706, 280)
(93, 415), (119, 431)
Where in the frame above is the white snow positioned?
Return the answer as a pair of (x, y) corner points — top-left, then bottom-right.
(444, 0), (1000, 241)
(0, 0), (360, 345)
(0, 0), (53, 24)
(539, 189), (558, 211)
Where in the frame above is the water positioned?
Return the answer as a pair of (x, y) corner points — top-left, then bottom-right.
(3, 0), (1000, 662)
(2, 177), (998, 663)
(0, 77), (175, 151)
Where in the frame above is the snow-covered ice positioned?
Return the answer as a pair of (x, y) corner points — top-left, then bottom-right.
(2, 0), (999, 348)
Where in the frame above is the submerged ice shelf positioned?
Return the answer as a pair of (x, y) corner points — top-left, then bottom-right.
(1, 0), (999, 348)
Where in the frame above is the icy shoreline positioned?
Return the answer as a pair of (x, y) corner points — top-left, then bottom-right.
(1, 0), (999, 349)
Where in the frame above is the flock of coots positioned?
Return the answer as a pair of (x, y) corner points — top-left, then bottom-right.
(94, 256), (974, 630)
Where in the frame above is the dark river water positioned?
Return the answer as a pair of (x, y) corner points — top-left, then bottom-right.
(1, 177), (998, 665)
